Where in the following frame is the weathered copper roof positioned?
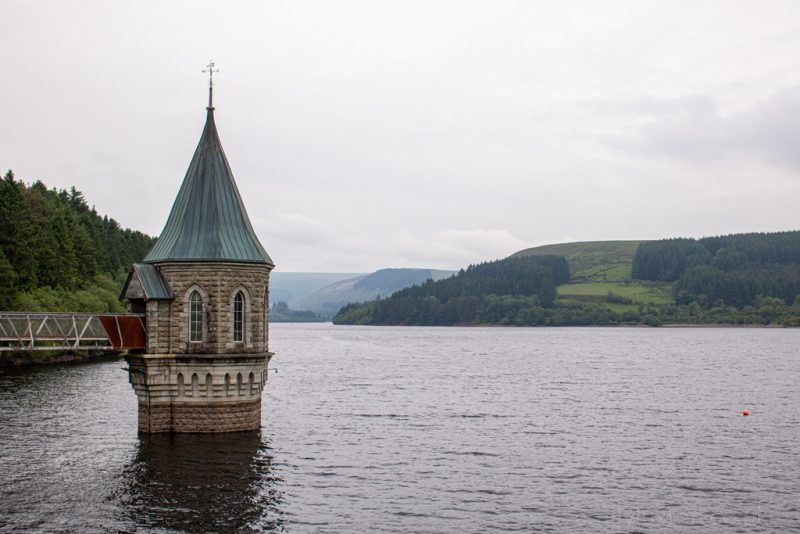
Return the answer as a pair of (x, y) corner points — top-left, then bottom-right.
(120, 263), (174, 301)
(144, 105), (273, 265)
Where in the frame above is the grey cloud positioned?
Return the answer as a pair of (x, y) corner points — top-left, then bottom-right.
(3, 2), (800, 273)
(605, 90), (800, 170)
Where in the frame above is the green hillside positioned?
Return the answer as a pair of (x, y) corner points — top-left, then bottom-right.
(512, 240), (643, 281)
(334, 256), (570, 325)
(335, 235), (800, 326)
(512, 240), (672, 311)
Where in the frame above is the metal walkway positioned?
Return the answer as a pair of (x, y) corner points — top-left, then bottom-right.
(0, 313), (145, 352)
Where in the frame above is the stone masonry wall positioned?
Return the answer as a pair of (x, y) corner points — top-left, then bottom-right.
(127, 354), (270, 433)
(151, 262), (272, 355)
(137, 399), (262, 433)
(145, 300), (173, 354)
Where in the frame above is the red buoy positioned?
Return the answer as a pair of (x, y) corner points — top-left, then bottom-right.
(743, 409), (749, 416)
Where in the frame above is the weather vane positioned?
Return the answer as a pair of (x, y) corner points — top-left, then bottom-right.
(202, 59), (219, 108)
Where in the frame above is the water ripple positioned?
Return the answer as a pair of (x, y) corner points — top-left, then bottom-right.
(1, 325), (799, 532)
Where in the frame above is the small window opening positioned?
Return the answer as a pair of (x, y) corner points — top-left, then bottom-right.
(233, 291), (244, 342)
(189, 291), (203, 342)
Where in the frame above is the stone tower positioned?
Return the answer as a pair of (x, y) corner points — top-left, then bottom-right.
(121, 81), (274, 433)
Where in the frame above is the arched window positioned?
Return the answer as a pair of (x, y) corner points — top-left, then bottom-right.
(205, 373), (213, 397)
(224, 373), (231, 396)
(249, 372), (255, 395)
(189, 291), (203, 342)
(233, 291), (245, 342)
(191, 373), (199, 396)
(237, 372), (243, 395)
(177, 373), (184, 396)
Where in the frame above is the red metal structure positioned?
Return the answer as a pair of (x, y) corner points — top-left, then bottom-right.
(97, 315), (147, 350)
(0, 313), (146, 352)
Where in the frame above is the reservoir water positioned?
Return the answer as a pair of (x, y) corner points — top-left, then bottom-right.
(1, 324), (798, 532)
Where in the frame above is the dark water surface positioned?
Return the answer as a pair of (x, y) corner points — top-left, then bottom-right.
(1, 325), (798, 533)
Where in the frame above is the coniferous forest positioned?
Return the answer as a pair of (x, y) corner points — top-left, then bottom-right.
(334, 256), (571, 325)
(0, 171), (155, 312)
(632, 232), (800, 306)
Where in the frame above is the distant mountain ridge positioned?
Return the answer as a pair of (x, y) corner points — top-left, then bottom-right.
(295, 268), (456, 318)
(269, 272), (363, 306)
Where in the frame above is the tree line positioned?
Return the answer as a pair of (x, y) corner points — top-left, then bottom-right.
(270, 301), (325, 323)
(334, 255), (570, 325)
(0, 170), (155, 311)
(335, 292), (800, 327)
(632, 231), (800, 306)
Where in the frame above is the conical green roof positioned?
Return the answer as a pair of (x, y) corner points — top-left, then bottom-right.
(144, 106), (273, 265)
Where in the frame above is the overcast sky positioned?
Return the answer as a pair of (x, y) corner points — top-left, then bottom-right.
(2, 1), (799, 272)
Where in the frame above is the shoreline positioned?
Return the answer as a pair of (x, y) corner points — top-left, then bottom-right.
(0, 351), (121, 368)
(467, 323), (792, 328)
(475, 323), (790, 328)
(659, 323), (789, 328)
(333, 322), (795, 328)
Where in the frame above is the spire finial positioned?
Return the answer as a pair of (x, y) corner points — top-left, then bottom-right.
(202, 59), (219, 109)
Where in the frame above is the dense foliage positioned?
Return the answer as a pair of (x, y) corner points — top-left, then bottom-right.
(336, 292), (800, 327)
(632, 231), (800, 306)
(0, 170), (155, 311)
(334, 255), (569, 325)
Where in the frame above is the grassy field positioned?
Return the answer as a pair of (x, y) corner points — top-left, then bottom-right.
(511, 240), (675, 309)
(511, 240), (642, 282)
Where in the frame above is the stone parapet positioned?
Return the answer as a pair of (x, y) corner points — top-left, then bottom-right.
(127, 352), (271, 433)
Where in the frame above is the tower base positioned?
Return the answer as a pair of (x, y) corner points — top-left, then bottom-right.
(127, 353), (271, 433)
